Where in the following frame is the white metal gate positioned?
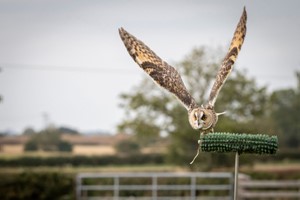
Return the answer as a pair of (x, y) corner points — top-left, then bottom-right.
(76, 172), (233, 200)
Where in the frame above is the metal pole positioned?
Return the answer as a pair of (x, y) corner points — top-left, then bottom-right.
(152, 175), (157, 200)
(234, 152), (239, 200)
(191, 176), (196, 200)
(76, 174), (81, 200)
(114, 176), (119, 200)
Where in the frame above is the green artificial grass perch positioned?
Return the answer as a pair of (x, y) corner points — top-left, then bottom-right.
(201, 132), (278, 154)
(190, 132), (278, 165)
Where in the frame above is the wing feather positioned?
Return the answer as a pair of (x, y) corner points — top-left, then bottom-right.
(119, 28), (197, 110)
(208, 7), (247, 107)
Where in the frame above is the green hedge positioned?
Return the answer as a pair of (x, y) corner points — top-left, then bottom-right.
(0, 172), (74, 200)
(0, 154), (165, 167)
(0, 150), (299, 168)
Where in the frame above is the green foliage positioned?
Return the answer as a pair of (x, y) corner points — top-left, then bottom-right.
(118, 117), (161, 146)
(22, 127), (36, 135)
(215, 70), (268, 122)
(0, 154), (164, 167)
(270, 72), (300, 148)
(58, 126), (79, 135)
(24, 127), (73, 152)
(0, 152), (298, 169)
(115, 139), (140, 155)
(0, 172), (74, 200)
(24, 140), (38, 151)
(58, 141), (73, 152)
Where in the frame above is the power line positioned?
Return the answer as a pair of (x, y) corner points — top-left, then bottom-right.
(0, 63), (137, 74)
(0, 62), (296, 81)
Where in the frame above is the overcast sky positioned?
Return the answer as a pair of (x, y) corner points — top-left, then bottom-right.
(0, 0), (299, 134)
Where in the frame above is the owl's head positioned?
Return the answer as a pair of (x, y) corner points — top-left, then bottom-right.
(188, 107), (217, 131)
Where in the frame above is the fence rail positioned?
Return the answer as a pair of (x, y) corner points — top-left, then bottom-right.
(76, 172), (233, 200)
(239, 178), (300, 199)
(76, 172), (300, 200)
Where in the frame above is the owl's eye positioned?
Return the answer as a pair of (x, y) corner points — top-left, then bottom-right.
(201, 114), (207, 121)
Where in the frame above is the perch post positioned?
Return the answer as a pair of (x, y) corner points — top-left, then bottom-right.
(234, 152), (239, 200)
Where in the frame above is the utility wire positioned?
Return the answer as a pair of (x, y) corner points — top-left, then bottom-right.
(0, 63), (296, 81)
(0, 63), (137, 74)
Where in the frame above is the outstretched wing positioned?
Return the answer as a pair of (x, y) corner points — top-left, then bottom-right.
(119, 28), (197, 110)
(208, 7), (247, 107)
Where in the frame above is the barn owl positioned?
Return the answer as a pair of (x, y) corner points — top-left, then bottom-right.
(119, 8), (247, 135)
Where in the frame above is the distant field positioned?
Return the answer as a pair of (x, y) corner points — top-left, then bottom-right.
(0, 144), (116, 158)
(247, 162), (300, 172)
(0, 165), (184, 174)
(0, 144), (164, 158)
(73, 145), (116, 155)
(0, 144), (24, 154)
(0, 133), (132, 157)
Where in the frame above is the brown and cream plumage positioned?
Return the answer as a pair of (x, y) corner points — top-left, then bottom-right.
(119, 27), (198, 111)
(208, 7), (247, 107)
(119, 7), (247, 134)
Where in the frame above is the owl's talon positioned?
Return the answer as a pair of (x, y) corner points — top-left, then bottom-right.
(190, 132), (205, 164)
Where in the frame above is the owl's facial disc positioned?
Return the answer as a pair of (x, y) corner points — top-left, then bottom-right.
(189, 107), (217, 131)
(189, 108), (205, 130)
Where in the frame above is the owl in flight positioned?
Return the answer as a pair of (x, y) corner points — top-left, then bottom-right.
(119, 8), (247, 135)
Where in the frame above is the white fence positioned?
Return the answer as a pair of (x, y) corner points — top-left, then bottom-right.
(76, 172), (300, 200)
(238, 174), (300, 199)
(76, 172), (233, 200)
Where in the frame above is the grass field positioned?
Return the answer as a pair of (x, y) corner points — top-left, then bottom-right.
(0, 165), (185, 174)
(0, 146), (118, 161)
(0, 144), (24, 154)
(0, 161), (300, 176)
(243, 162), (300, 172)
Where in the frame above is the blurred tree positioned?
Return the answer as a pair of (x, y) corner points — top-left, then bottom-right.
(215, 70), (268, 122)
(24, 140), (38, 151)
(24, 127), (73, 152)
(270, 72), (300, 148)
(58, 126), (79, 135)
(118, 46), (269, 167)
(22, 127), (36, 135)
(57, 141), (73, 152)
(115, 139), (140, 156)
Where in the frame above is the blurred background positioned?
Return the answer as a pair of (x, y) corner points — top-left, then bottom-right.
(0, 0), (299, 199)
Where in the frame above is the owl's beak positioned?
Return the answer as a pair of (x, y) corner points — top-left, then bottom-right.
(197, 111), (205, 128)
